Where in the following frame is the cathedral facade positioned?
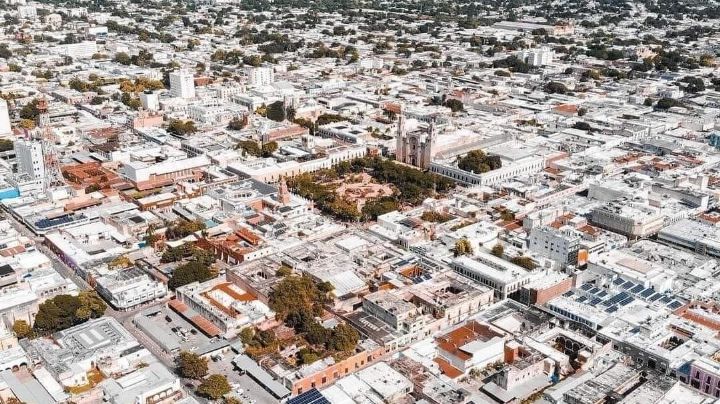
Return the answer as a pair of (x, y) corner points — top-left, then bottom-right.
(395, 107), (436, 169)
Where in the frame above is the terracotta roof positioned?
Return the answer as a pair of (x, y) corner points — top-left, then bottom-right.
(0, 245), (25, 257)
(168, 299), (188, 313)
(434, 357), (463, 379)
(436, 321), (503, 363)
(190, 315), (221, 337)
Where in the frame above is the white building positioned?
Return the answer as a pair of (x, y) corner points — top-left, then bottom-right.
(169, 69), (195, 99)
(102, 362), (183, 404)
(519, 47), (554, 66)
(0, 99), (11, 135)
(591, 200), (665, 240)
(431, 154), (546, 186)
(528, 226), (581, 267)
(14, 139), (45, 180)
(451, 253), (535, 298)
(53, 41), (98, 59)
(245, 66), (274, 87)
(17, 5), (36, 19)
(140, 91), (160, 111)
(95, 268), (167, 310)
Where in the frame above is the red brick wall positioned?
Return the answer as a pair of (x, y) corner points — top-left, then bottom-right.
(291, 346), (389, 396)
(531, 277), (573, 305)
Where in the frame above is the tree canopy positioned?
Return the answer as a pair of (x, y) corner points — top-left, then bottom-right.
(457, 150), (502, 174)
(177, 351), (208, 380)
(33, 291), (107, 335)
(196, 374), (231, 400)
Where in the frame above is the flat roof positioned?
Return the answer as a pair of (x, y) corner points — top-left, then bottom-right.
(233, 354), (291, 399)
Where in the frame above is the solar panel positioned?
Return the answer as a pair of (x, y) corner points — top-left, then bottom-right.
(630, 284), (645, 294)
(613, 278), (625, 285)
(619, 296), (635, 306)
(648, 293), (663, 302)
(563, 291), (574, 297)
(604, 291), (630, 306)
(576, 296), (588, 303)
(640, 288), (655, 298)
(605, 306), (618, 313)
(621, 281), (635, 290)
(597, 291), (608, 298)
(589, 298), (603, 306)
(660, 296), (673, 304)
(668, 301), (683, 310)
(589, 287), (601, 295)
(288, 389), (330, 404)
(580, 283), (593, 291)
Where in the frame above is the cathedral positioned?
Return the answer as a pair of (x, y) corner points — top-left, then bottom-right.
(394, 106), (436, 169)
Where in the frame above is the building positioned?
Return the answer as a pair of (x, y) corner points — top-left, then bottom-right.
(528, 226), (581, 268)
(518, 47), (554, 66)
(17, 5), (36, 19)
(450, 253), (535, 299)
(22, 317), (152, 388)
(14, 139), (45, 180)
(435, 321), (506, 378)
(101, 361), (184, 404)
(169, 69), (195, 99)
(0, 99), (11, 136)
(95, 267), (167, 310)
(121, 155), (210, 190)
(140, 91), (160, 111)
(658, 219), (720, 258)
(246, 66), (274, 87)
(590, 201), (665, 240)
(395, 107), (436, 169)
(682, 356), (720, 398)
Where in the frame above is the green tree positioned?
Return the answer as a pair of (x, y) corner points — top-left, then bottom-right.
(0, 139), (13, 152)
(261, 141), (278, 157)
(276, 265), (292, 277)
(361, 197), (399, 220)
(454, 238), (473, 257)
(298, 348), (320, 364)
(166, 219), (206, 240)
(266, 101), (286, 122)
(32, 291), (106, 335)
(114, 52), (131, 65)
(177, 351), (208, 379)
(19, 99), (40, 120)
(12, 320), (32, 339)
(227, 116), (248, 130)
(167, 119), (197, 136)
(457, 150), (501, 174)
(235, 140), (262, 157)
(168, 260), (214, 290)
(491, 243), (504, 257)
(544, 81), (568, 94)
(330, 323), (359, 352)
(197, 374), (231, 400)
(444, 98), (464, 112)
(269, 275), (329, 321)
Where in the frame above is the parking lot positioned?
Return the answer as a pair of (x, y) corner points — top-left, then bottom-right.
(208, 354), (281, 404)
(135, 306), (215, 353)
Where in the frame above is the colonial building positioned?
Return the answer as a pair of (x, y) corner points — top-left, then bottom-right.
(395, 106), (436, 169)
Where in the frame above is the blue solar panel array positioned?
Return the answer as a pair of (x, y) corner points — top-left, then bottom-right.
(639, 288), (655, 298)
(630, 284), (645, 294)
(570, 282), (686, 314)
(287, 389), (330, 404)
(35, 214), (84, 229)
(668, 301), (683, 310)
